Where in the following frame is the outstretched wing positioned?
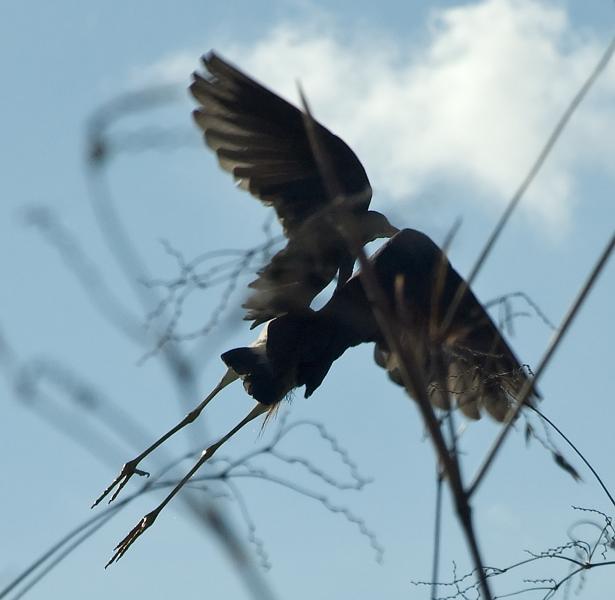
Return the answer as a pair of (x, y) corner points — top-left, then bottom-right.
(190, 52), (372, 236)
(327, 229), (538, 421)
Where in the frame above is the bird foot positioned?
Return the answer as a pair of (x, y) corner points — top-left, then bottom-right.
(91, 459), (150, 508)
(105, 509), (159, 567)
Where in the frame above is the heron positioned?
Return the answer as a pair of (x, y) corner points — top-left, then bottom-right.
(95, 54), (537, 564)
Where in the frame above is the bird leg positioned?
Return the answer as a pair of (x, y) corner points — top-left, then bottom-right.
(105, 402), (268, 566)
(92, 368), (238, 508)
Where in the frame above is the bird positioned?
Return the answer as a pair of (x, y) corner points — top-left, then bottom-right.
(96, 53), (538, 565)
(190, 51), (399, 327)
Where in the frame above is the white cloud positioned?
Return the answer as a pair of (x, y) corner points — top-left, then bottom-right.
(130, 51), (201, 86)
(142, 0), (615, 234)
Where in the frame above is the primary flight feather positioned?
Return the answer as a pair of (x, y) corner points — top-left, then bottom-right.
(190, 52), (398, 327)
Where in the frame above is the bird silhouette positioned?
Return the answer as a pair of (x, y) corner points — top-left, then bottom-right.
(95, 52), (537, 566)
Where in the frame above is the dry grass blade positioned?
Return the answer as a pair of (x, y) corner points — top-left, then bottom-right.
(530, 406), (615, 508)
(297, 85), (493, 600)
(439, 33), (615, 340)
(469, 232), (615, 497)
(298, 87), (457, 483)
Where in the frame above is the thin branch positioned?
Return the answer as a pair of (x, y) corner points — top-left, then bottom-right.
(0, 506), (122, 600)
(485, 291), (557, 333)
(23, 206), (145, 343)
(298, 86), (493, 600)
(469, 232), (615, 496)
(230, 471), (385, 564)
(431, 471), (445, 600)
(224, 479), (272, 570)
(9, 513), (116, 600)
(82, 86), (279, 599)
(440, 33), (615, 339)
(529, 406), (615, 509)
(5, 414), (367, 598)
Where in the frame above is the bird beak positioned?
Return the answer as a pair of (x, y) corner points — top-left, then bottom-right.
(386, 223), (400, 237)
(379, 218), (400, 238)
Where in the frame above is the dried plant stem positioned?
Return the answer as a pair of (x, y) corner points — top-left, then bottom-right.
(440, 33), (615, 338)
(469, 232), (615, 497)
(85, 90), (278, 599)
(299, 88), (494, 600)
(431, 472), (444, 600)
(529, 405), (615, 509)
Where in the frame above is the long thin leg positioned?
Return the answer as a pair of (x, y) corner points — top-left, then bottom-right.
(106, 402), (268, 566)
(92, 368), (238, 508)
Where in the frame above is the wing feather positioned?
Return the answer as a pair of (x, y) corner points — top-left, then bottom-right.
(329, 229), (538, 421)
(190, 52), (372, 235)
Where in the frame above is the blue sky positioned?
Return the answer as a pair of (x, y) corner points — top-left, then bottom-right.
(1, 1), (614, 599)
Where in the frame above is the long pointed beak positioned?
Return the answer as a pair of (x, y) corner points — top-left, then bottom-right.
(386, 223), (400, 236)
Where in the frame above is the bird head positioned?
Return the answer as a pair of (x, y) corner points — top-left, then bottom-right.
(361, 211), (400, 242)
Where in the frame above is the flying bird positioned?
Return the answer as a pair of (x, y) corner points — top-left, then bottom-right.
(190, 51), (398, 327)
(95, 53), (538, 565)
